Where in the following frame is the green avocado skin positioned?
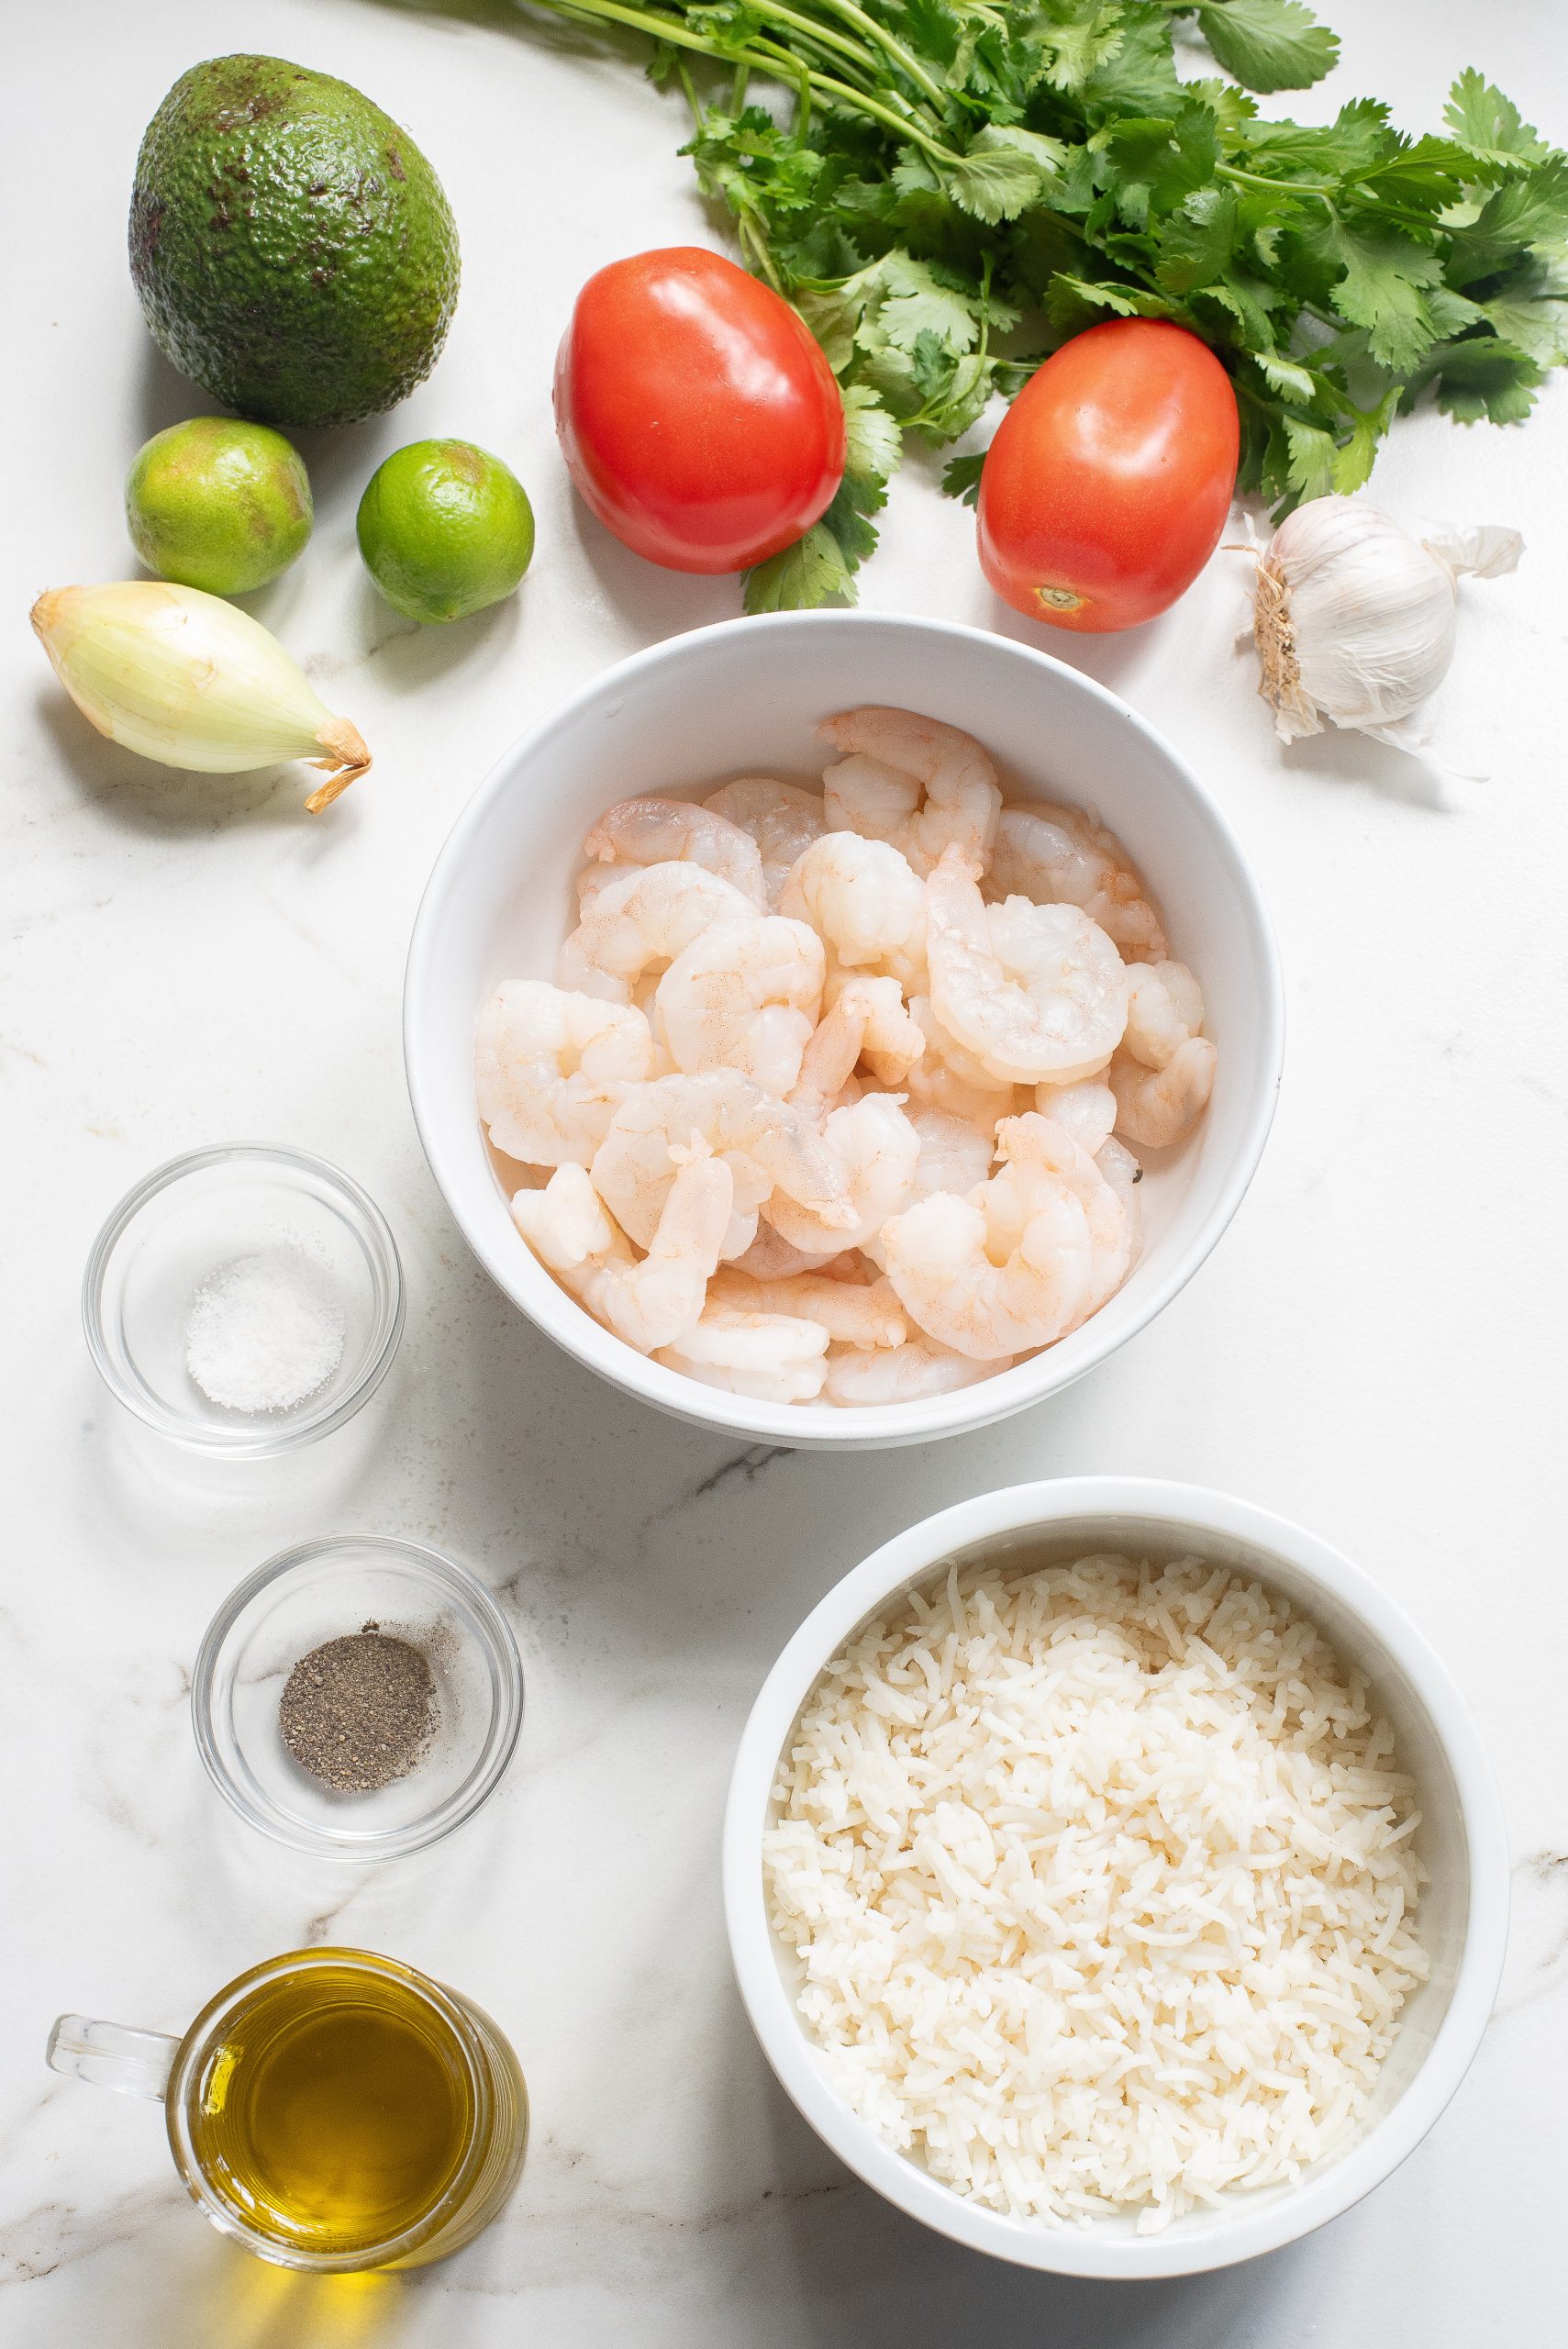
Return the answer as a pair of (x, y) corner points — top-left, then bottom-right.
(129, 54), (461, 430)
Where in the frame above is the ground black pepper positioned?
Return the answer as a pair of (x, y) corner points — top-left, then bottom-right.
(279, 1623), (437, 1793)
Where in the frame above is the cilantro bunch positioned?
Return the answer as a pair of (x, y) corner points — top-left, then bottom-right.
(525, 0), (1568, 607)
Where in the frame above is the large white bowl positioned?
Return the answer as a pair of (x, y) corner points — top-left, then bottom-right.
(405, 613), (1284, 1448)
(723, 1479), (1509, 2277)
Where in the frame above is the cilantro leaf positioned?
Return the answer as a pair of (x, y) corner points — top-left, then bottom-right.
(1154, 185), (1239, 293)
(841, 384), (903, 484)
(1195, 1), (1339, 95)
(743, 526), (856, 612)
(1402, 333), (1544, 424)
(1304, 216), (1450, 371)
(1442, 70), (1550, 167)
(941, 451), (986, 507)
(1444, 158), (1568, 287)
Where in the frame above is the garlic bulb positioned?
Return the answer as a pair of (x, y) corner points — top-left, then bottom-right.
(1251, 496), (1521, 753)
(31, 582), (370, 811)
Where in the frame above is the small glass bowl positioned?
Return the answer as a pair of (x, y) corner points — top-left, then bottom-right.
(192, 1536), (524, 1861)
(83, 1143), (404, 1457)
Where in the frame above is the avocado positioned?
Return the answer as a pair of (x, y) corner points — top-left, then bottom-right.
(129, 54), (460, 430)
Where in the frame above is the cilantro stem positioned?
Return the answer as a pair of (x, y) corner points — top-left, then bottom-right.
(1215, 162), (1338, 201)
(529, 0), (960, 161)
(801, 0), (951, 114)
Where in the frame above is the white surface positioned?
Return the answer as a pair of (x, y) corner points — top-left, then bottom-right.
(3, 1), (1564, 2343)
(724, 1481), (1509, 2277)
(406, 610), (1284, 1445)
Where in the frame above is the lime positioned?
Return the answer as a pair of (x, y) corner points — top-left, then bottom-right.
(126, 417), (313, 595)
(356, 440), (535, 624)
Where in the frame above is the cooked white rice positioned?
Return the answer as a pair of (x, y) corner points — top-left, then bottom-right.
(763, 1554), (1429, 2232)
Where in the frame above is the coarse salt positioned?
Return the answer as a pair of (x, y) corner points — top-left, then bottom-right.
(185, 1248), (346, 1414)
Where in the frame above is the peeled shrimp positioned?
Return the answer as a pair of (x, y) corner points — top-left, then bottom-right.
(726, 1223), (847, 1281)
(1033, 1075), (1117, 1156)
(655, 1309), (828, 1403)
(992, 1113), (1132, 1315)
(825, 1334), (1008, 1406)
(781, 832), (927, 988)
(510, 1156), (730, 1354)
(820, 707), (1001, 879)
(654, 916), (824, 1097)
(1110, 1037), (1217, 1149)
(1109, 961), (1216, 1148)
(591, 1071), (851, 1262)
(791, 975), (923, 1122)
(767, 1093), (920, 1255)
(559, 863), (758, 1003)
(1123, 961), (1206, 1069)
(987, 804), (1168, 960)
(707, 1267), (906, 1349)
(703, 777), (825, 908)
(927, 845), (1129, 1085)
(902, 995), (1019, 1125)
(582, 797), (766, 907)
(880, 1178), (1092, 1361)
(476, 982), (659, 1168)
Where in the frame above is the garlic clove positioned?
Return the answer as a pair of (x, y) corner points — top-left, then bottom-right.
(30, 582), (370, 810)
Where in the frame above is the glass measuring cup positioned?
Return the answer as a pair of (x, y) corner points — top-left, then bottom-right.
(48, 1947), (527, 2271)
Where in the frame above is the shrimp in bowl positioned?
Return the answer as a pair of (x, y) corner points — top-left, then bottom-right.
(471, 696), (1230, 1415)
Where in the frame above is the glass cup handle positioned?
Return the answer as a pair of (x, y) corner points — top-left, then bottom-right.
(48, 2014), (179, 2101)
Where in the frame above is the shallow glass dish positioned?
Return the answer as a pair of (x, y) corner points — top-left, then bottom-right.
(193, 1536), (524, 1861)
(83, 1143), (404, 1457)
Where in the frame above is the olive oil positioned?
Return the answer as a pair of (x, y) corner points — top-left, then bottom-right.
(194, 1962), (474, 2256)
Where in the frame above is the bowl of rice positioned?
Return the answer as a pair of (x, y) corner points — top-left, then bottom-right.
(723, 1479), (1507, 2277)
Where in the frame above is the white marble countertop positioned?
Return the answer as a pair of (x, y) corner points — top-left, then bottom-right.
(6, 0), (1566, 2341)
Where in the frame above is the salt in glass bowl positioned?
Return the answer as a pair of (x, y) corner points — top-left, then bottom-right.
(192, 1536), (524, 1861)
(83, 1143), (404, 1457)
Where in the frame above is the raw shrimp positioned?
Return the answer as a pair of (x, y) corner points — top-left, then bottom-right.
(820, 707), (1002, 878)
(510, 1155), (731, 1354)
(582, 796), (766, 907)
(766, 1094), (920, 1254)
(902, 995), (1019, 1125)
(1123, 961), (1206, 1069)
(1033, 1075), (1117, 1155)
(986, 804), (1168, 959)
(656, 1309), (828, 1403)
(880, 1176), (1092, 1361)
(558, 863), (758, 1003)
(908, 1108), (996, 1200)
(791, 974), (923, 1121)
(476, 982), (659, 1168)
(926, 845), (1129, 1085)
(1110, 1036), (1217, 1149)
(781, 832), (927, 987)
(703, 777), (826, 908)
(707, 1267), (906, 1348)
(654, 916), (824, 1097)
(992, 1113), (1132, 1315)
(591, 1071), (851, 1261)
(825, 1335), (1008, 1405)
(1108, 960), (1216, 1148)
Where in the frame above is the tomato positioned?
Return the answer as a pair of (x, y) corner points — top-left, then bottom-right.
(554, 248), (846, 575)
(976, 318), (1240, 633)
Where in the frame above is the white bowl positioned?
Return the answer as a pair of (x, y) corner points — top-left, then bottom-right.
(405, 613), (1284, 1449)
(723, 1479), (1508, 2277)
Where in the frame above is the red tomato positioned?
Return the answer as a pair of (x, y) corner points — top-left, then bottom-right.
(976, 318), (1240, 633)
(554, 248), (846, 574)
